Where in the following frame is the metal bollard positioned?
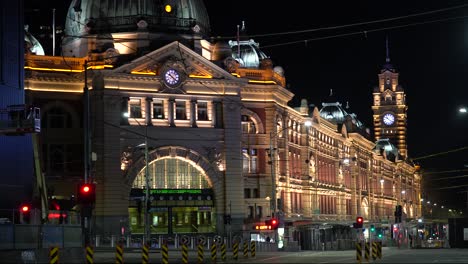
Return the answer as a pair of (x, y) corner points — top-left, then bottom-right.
(159, 235), (163, 249)
(126, 235), (131, 248)
(191, 236), (195, 250)
(95, 235), (100, 247)
(111, 235), (116, 247)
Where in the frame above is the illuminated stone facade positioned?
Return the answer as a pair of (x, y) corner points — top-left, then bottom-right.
(22, 0), (421, 239)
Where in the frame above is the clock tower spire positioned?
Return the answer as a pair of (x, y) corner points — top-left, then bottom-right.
(371, 37), (408, 158)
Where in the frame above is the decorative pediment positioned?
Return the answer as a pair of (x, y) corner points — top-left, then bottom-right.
(113, 41), (238, 82)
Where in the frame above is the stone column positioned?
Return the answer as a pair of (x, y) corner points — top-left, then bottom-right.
(190, 99), (197, 128)
(168, 98), (175, 127)
(145, 97), (152, 126)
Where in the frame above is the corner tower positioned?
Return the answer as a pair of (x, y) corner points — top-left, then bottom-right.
(372, 38), (408, 158)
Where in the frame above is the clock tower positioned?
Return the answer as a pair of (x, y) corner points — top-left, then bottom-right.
(371, 39), (408, 158)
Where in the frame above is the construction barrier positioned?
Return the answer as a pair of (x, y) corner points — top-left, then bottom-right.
(142, 243), (149, 264)
(250, 240), (256, 258)
(372, 242), (377, 261)
(220, 242), (226, 261)
(233, 241), (239, 260)
(364, 242), (370, 262)
(211, 242), (217, 263)
(115, 243), (123, 264)
(181, 236), (190, 264)
(197, 243), (204, 264)
(85, 245), (94, 264)
(49, 246), (59, 264)
(377, 241), (382, 259)
(243, 241), (248, 258)
(162, 240), (169, 264)
(356, 241), (362, 264)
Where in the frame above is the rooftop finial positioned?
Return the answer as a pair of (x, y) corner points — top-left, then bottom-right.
(329, 89), (333, 97)
(386, 35), (390, 63)
(346, 101), (350, 109)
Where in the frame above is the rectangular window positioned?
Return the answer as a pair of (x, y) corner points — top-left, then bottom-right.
(256, 206), (263, 219)
(152, 100), (164, 119)
(248, 206), (254, 219)
(244, 188), (251, 198)
(253, 188), (259, 198)
(129, 100), (142, 118)
(197, 101), (208, 120)
(175, 101), (187, 120)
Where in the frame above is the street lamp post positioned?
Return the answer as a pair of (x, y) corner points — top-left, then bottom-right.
(269, 132), (277, 218)
(143, 126), (150, 244)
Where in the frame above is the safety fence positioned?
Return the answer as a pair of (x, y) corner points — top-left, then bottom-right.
(11, 235), (267, 264)
(92, 234), (277, 252)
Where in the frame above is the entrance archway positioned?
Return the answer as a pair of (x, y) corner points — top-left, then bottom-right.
(125, 146), (221, 235)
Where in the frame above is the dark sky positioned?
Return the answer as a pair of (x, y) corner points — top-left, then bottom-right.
(205, 0), (468, 209)
(26, 0), (468, 209)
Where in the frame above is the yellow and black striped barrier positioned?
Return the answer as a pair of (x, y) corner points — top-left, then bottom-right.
(233, 242), (239, 260)
(85, 245), (94, 264)
(182, 241), (189, 264)
(364, 242), (370, 262)
(115, 243), (123, 264)
(377, 241), (382, 259)
(250, 240), (256, 258)
(142, 243), (149, 264)
(162, 241), (169, 264)
(49, 246), (59, 264)
(197, 242), (204, 264)
(220, 242), (226, 261)
(211, 242), (217, 263)
(243, 241), (248, 258)
(372, 242), (377, 261)
(356, 241), (362, 264)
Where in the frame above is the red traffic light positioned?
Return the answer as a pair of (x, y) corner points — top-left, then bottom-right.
(21, 205), (30, 212)
(271, 219), (278, 225)
(81, 184), (91, 193)
(77, 183), (96, 205)
(357, 216), (363, 223)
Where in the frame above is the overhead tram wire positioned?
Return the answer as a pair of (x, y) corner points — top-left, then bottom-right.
(214, 2), (468, 40)
(260, 15), (468, 49)
(412, 146), (468, 161)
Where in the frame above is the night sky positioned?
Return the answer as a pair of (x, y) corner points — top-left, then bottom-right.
(26, 0), (468, 209)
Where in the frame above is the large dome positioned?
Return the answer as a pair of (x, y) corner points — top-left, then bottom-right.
(65, 0), (210, 38)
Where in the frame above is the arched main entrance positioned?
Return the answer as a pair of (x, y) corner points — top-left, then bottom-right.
(126, 146), (219, 235)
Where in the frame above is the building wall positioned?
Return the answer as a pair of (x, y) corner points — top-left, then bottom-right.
(22, 43), (421, 238)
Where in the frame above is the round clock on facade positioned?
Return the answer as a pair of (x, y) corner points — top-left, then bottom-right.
(163, 68), (181, 87)
(382, 113), (395, 126)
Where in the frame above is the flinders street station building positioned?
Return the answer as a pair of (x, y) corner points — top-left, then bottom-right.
(22, 0), (421, 248)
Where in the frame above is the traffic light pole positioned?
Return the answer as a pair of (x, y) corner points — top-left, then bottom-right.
(144, 127), (151, 244)
(83, 60), (91, 246)
(269, 132), (279, 248)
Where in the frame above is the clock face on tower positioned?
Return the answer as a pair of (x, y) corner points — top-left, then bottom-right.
(383, 113), (395, 126)
(163, 68), (181, 88)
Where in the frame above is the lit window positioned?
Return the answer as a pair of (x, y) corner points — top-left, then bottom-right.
(152, 100), (164, 119)
(129, 100), (142, 118)
(175, 101), (187, 120)
(241, 115), (256, 134)
(197, 102), (208, 120)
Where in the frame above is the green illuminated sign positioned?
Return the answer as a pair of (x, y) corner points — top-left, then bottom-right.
(145, 189), (203, 195)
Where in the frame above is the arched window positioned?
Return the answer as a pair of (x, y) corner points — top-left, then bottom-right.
(133, 157), (210, 189)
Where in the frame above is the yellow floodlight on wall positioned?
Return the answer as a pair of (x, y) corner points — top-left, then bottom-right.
(164, 5), (173, 13)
